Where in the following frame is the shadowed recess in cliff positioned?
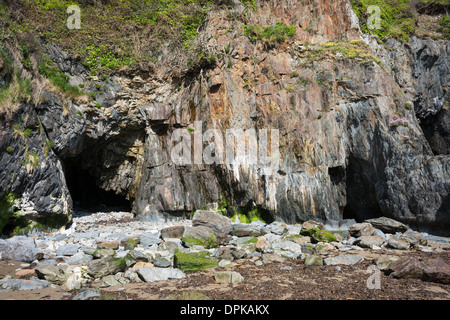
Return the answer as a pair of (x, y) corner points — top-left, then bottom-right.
(63, 159), (131, 213)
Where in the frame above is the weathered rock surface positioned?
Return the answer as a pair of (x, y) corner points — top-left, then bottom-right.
(324, 254), (364, 266)
(192, 210), (232, 243)
(364, 217), (409, 234)
(348, 223), (377, 238)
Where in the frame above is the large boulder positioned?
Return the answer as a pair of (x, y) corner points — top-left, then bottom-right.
(355, 235), (385, 249)
(364, 217), (408, 234)
(182, 226), (219, 249)
(1, 237), (44, 262)
(87, 256), (126, 279)
(387, 257), (450, 284)
(348, 223), (376, 237)
(192, 210), (232, 243)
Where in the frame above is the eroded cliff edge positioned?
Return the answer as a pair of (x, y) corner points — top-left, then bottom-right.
(0, 0), (449, 235)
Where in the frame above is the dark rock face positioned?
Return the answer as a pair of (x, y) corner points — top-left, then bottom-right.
(0, 0), (449, 235)
(410, 37), (450, 156)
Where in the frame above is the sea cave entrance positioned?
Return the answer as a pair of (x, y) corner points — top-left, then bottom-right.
(63, 158), (131, 213)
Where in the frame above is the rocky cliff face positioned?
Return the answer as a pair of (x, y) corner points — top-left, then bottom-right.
(0, 0), (449, 235)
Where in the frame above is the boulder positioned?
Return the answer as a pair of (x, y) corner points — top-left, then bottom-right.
(272, 241), (302, 259)
(355, 235), (385, 249)
(34, 264), (73, 284)
(173, 251), (218, 273)
(63, 266), (90, 291)
(1, 239), (44, 262)
(364, 217), (408, 234)
(265, 222), (288, 235)
(388, 257), (424, 279)
(399, 231), (428, 247)
(138, 233), (161, 247)
(87, 256), (126, 278)
(160, 226), (185, 240)
(192, 210), (232, 243)
(422, 258), (450, 284)
(182, 226), (219, 249)
(348, 223), (376, 237)
(0, 278), (50, 291)
(232, 223), (264, 237)
(387, 237), (410, 250)
(300, 228), (337, 243)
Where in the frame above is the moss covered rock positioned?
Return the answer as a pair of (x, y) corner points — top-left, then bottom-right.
(173, 251), (218, 273)
(300, 227), (337, 243)
(181, 226), (219, 248)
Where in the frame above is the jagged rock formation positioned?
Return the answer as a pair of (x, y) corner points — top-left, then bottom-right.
(0, 0), (449, 235)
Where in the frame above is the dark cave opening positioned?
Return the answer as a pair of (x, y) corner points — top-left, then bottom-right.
(342, 204), (361, 222)
(63, 159), (131, 213)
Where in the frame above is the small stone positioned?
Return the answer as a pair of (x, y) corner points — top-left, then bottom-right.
(214, 271), (244, 284)
(255, 236), (272, 253)
(66, 251), (93, 265)
(120, 237), (140, 250)
(302, 220), (326, 230)
(72, 288), (101, 300)
(128, 249), (150, 262)
(262, 253), (285, 264)
(324, 254), (364, 266)
(132, 261), (154, 269)
(92, 248), (115, 259)
(137, 266), (185, 282)
(153, 256), (171, 268)
(232, 224), (264, 237)
(14, 269), (36, 278)
(218, 259), (235, 268)
(56, 244), (80, 257)
(304, 255), (324, 266)
(97, 241), (119, 250)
